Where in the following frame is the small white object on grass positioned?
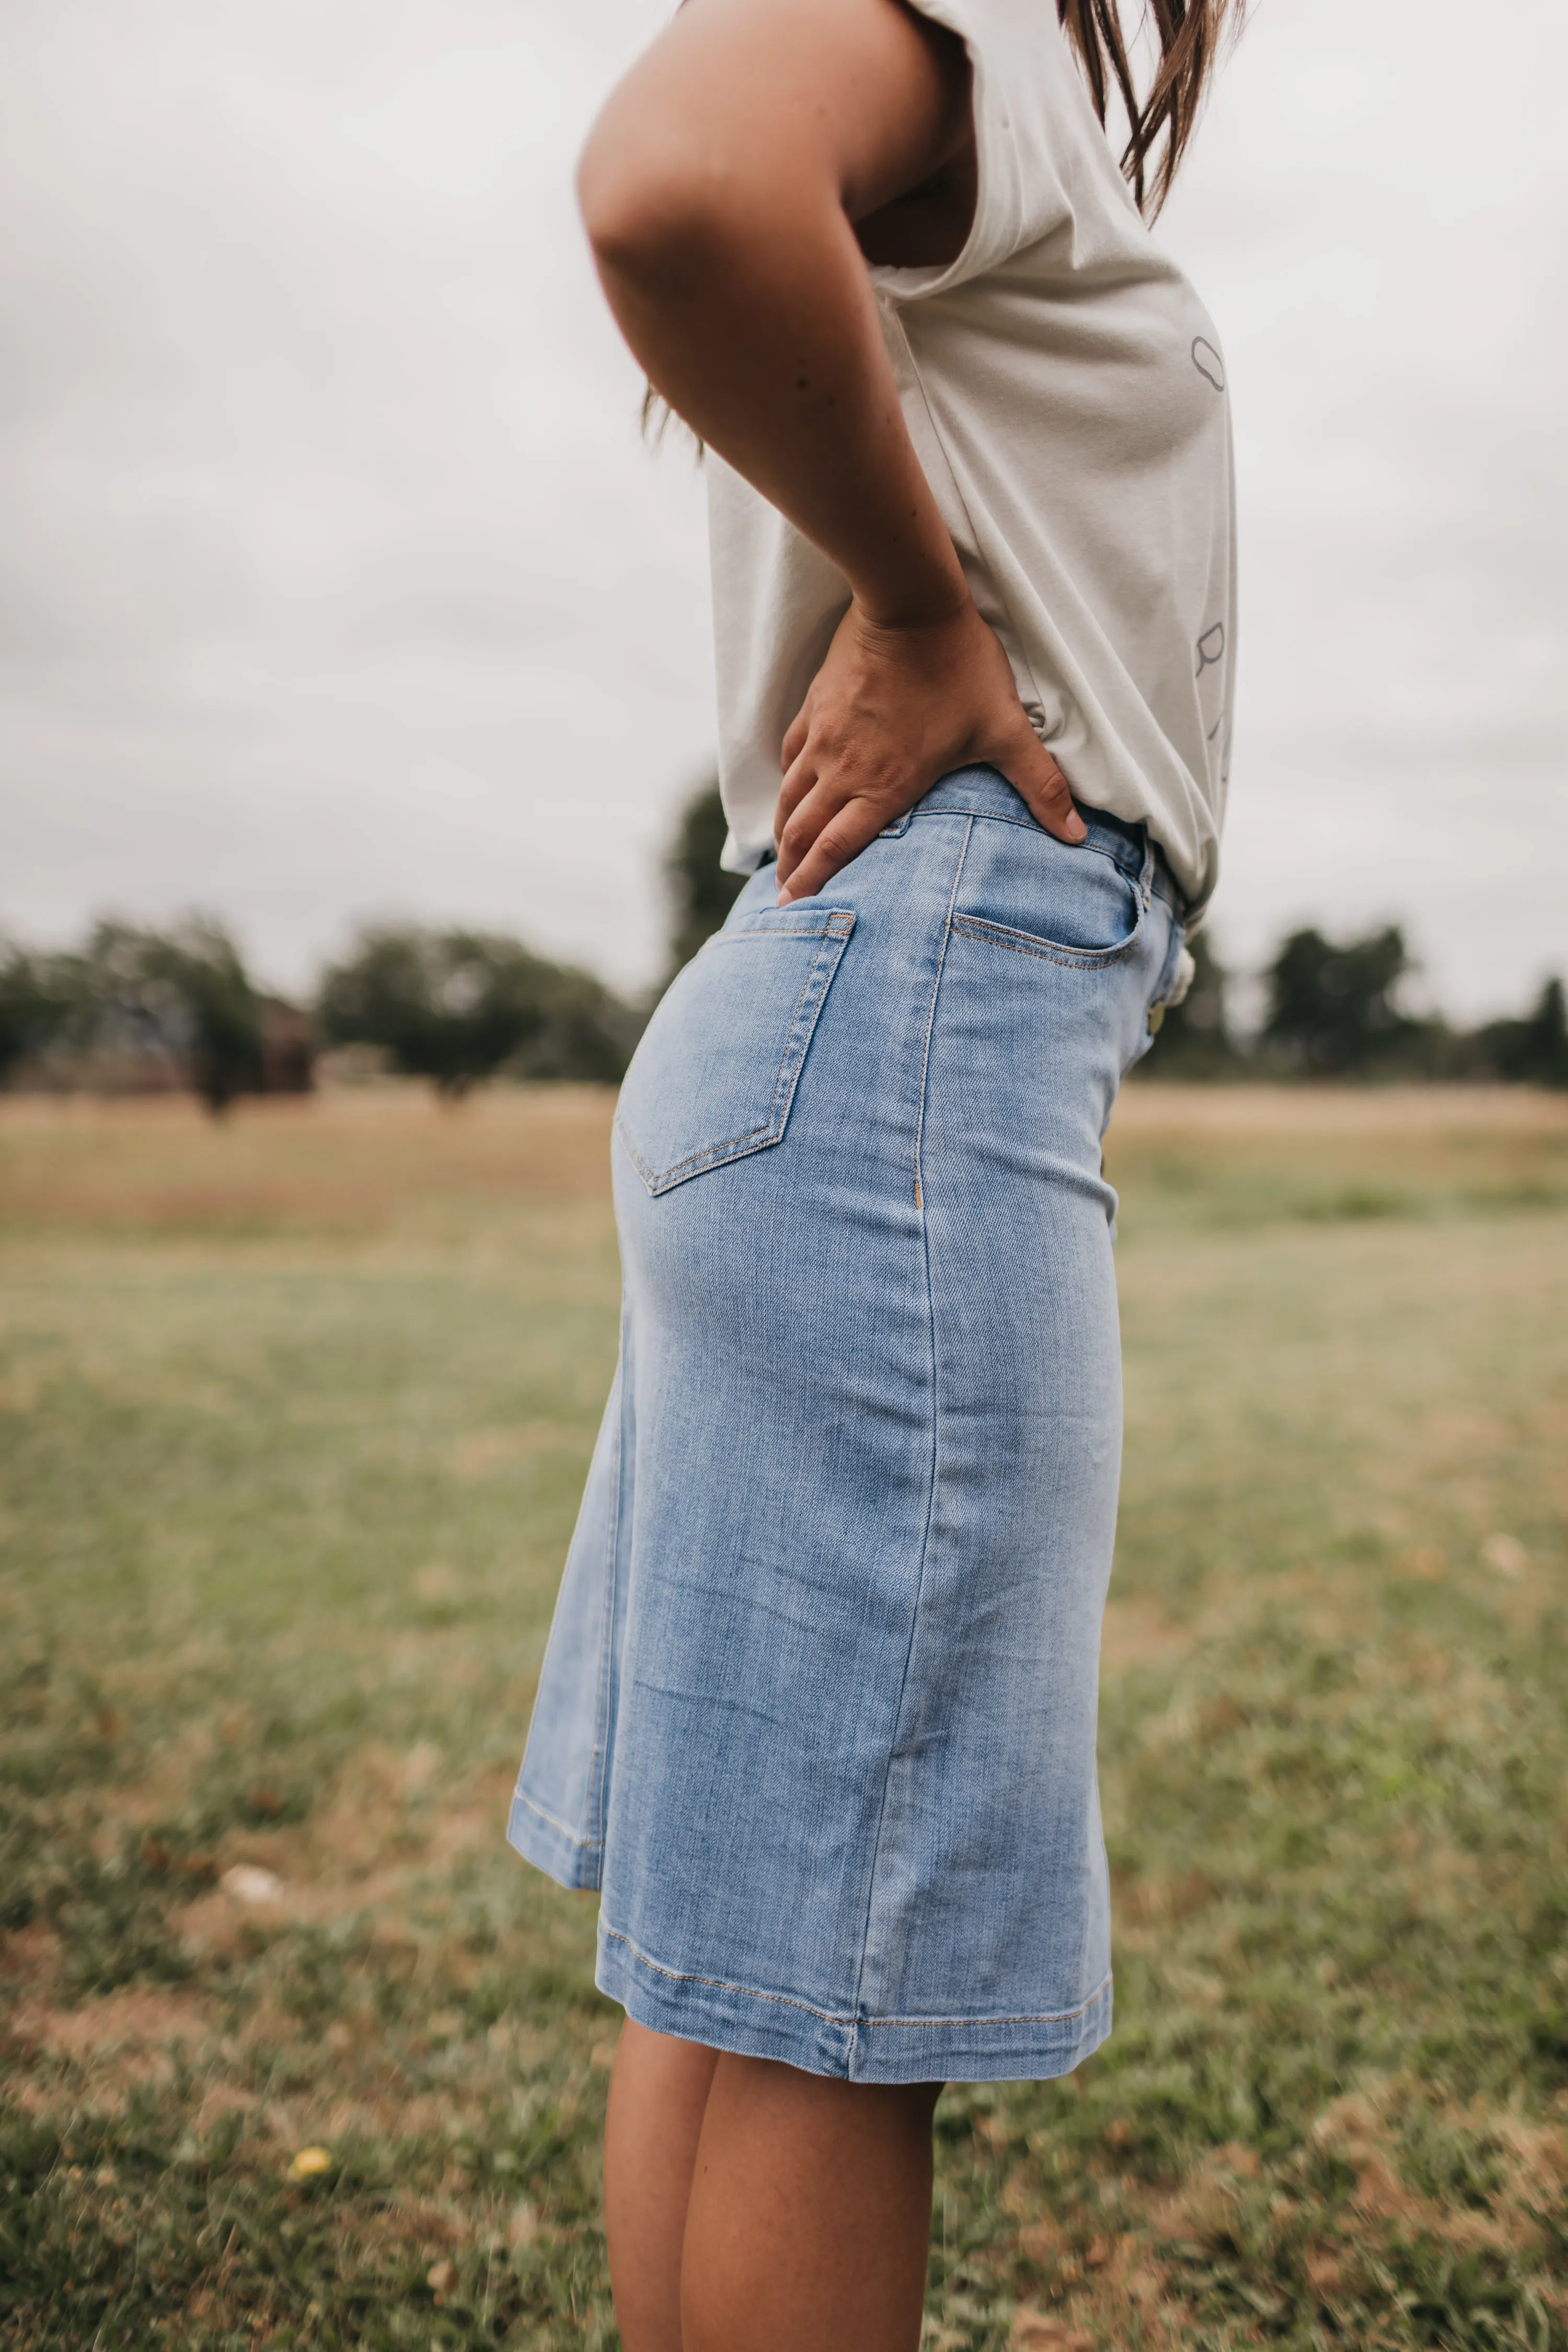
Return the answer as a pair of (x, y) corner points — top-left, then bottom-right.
(1481, 1532), (1527, 1579)
(220, 1863), (285, 1905)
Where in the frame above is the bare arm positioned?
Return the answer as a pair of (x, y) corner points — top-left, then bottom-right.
(580, 0), (1083, 901)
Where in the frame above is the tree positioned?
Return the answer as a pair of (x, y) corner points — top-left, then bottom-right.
(317, 926), (639, 1094)
(665, 779), (747, 978)
(1138, 929), (1236, 1078)
(1261, 924), (1417, 1076)
(135, 922), (267, 1112)
(0, 944), (89, 1083)
(1473, 976), (1568, 1088)
(0, 921), (268, 1111)
(78, 920), (267, 1113)
(518, 964), (644, 1083)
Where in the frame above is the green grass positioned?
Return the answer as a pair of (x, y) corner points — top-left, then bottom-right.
(2, 1084), (1565, 2350)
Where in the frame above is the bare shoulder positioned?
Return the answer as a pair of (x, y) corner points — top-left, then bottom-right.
(580, 0), (972, 238)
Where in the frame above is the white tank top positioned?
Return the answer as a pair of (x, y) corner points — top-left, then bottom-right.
(707, 0), (1237, 917)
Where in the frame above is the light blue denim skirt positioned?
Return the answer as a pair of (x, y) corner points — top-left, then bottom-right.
(509, 767), (1184, 2083)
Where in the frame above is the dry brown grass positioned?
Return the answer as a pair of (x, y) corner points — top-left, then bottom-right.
(3, 1080), (1566, 2349)
(0, 1082), (616, 1239)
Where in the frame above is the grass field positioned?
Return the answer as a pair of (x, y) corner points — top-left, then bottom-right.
(2, 1082), (1566, 2351)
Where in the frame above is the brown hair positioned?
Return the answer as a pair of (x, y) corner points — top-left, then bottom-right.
(1056, 0), (1246, 216)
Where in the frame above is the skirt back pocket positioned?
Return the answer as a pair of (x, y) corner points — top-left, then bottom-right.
(616, 905), (855, 1196)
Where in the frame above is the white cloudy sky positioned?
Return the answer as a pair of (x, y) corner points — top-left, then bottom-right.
(1, 0), (1564, 1013)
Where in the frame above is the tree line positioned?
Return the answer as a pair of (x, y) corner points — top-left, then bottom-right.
(0, 919), (643, 1114)
(1, 783), (1563, 1108)
(1148, 927), (1567, 1085)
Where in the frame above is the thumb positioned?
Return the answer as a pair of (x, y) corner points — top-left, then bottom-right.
(988, 713), (1086, 844)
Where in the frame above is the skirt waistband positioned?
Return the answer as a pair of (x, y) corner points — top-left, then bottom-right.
(883, 766), (1185, 917)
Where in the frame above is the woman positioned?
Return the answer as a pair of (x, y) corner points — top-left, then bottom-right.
(511, 0), (1239, 2343)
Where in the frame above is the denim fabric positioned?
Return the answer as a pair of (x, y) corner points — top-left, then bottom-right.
(510, 766), (1183, 2083)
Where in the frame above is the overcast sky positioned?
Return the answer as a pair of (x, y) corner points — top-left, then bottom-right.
(1, 0), (1564, 1014)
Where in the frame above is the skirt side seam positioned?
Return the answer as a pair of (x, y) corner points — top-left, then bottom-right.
(587, 1319), (628, 1849)
(910, 815), (972, 1218)
(846, 816), (972, 2030)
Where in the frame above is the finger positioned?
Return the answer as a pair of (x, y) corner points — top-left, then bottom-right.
(990, 720), (1086, 844)
(773, 744), (819, 855)
(775, 769), (850, 889)
(780, 701), (810, 775)
(777, 799), (883, 904)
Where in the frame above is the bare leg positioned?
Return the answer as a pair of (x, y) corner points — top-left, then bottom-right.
(604, 2018), (720, 2352)
(682, 2053), (942, 2352)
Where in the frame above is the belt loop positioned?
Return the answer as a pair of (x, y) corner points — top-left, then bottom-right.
(1137, 833), (1155, 911)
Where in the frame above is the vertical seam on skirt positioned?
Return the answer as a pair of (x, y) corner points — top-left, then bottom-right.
(588, 1323), (628, 1861)
(847, 814), (972, 2041)
(911, 817), (971, 1215)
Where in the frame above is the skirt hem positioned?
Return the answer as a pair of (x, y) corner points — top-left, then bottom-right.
(596, 1920), (1113, 2085)
(508, 1788), (603, 1893)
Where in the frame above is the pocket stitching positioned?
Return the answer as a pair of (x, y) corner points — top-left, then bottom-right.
(949, 896), (1145, 971)
(616, 910), (855, 1194)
